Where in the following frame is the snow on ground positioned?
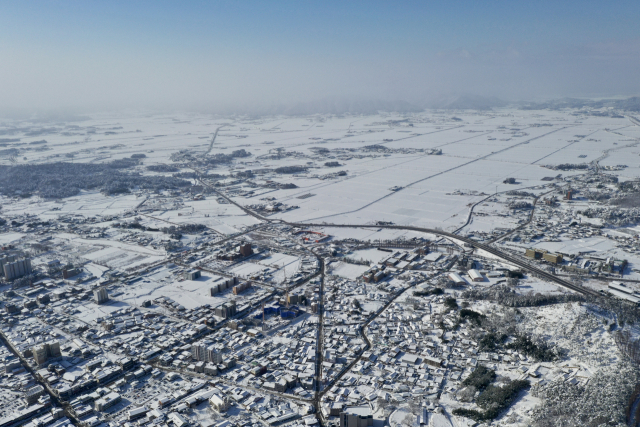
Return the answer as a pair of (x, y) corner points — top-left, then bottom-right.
(56, 234), (164, 256)
(257, 252), (300, 269)
(389, 407), (417, 427)
(515, 277), (567, 295)
(116, 274), (236, 310)
(348, 248), (393, 264)
(84, 262), (110, 278)
(3, 109), (634, 238)
(3, 109), (640, 427)
(320, 227), (431, 242)
(532, 236), (617, 254)
(228, 262), (267, 279)
(329, 261), (370, 279)
(521, 302), (619, 370)
(0, 232), (24, 245)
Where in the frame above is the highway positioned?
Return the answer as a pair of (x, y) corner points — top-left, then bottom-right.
(194, 166), (605, 423)
(298, 222), (601, 298)
(199, 180), (600, 299)
(0, 330), (81, 425)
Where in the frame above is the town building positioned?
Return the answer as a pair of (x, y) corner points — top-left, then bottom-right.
(25, 385), (45, 405)
(448, 272), (465, 285)
(468, 269), (484, 282)
(94, 392), (121, 411)
(340, 406), (373, 427)
(209, 394), (230, 412)
(32, 341), (61, 366)
(94, 287), (109, 304)
(4, 258), (32, 280)
(185, 270), (201, 280)
(215, 301), (237, 318)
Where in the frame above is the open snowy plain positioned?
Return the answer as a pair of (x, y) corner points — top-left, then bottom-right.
(2, 108), (640, 427)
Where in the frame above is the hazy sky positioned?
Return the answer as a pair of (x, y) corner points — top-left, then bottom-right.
(1, 0), (639, 112)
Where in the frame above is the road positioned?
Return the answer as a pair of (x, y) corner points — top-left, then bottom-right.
(295, 126), (570, 223)
(137, 212), (225, 236)
(486, 188), (557, 244)
(193, 166), (605, 424)
(453, 185), (557, 238)
(314, 257), (325, 397)
(202, 173), (599, 302)
(204, 126), (223, 156)
(0, 330), (81, 425)
(298, 222), (601, 298)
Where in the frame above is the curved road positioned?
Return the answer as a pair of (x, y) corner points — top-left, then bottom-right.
(196, 169), (604, 424)
(202, 178), (600, 298)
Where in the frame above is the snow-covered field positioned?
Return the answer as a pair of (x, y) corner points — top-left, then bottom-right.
(3, 108), (640, 427)
(3, 109), (635, 234)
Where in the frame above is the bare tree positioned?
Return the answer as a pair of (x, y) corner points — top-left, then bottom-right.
(402, 413), (415, 427)
(407, 399), (421, 413)
(615, 329), (640, 363)
(376, 397), (389, 409)
(456, 386), (476, 403)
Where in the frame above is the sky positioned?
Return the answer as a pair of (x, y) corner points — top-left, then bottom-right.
(1, 0), (639, 113)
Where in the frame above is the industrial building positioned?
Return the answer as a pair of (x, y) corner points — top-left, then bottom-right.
(468, 269), (484, 282)
(448, 272), (465, 285)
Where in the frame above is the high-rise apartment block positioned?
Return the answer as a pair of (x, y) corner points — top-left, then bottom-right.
(3, 258), (32, 280)
(94, 287), (109, 304)
(32, 341), (61, 365)
(191, 341), (223, 364)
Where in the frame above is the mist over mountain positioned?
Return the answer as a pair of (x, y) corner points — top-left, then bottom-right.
(426, 94), (509, 110)
(520, 96), (640, 112)
(215, 97), (424, 116)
